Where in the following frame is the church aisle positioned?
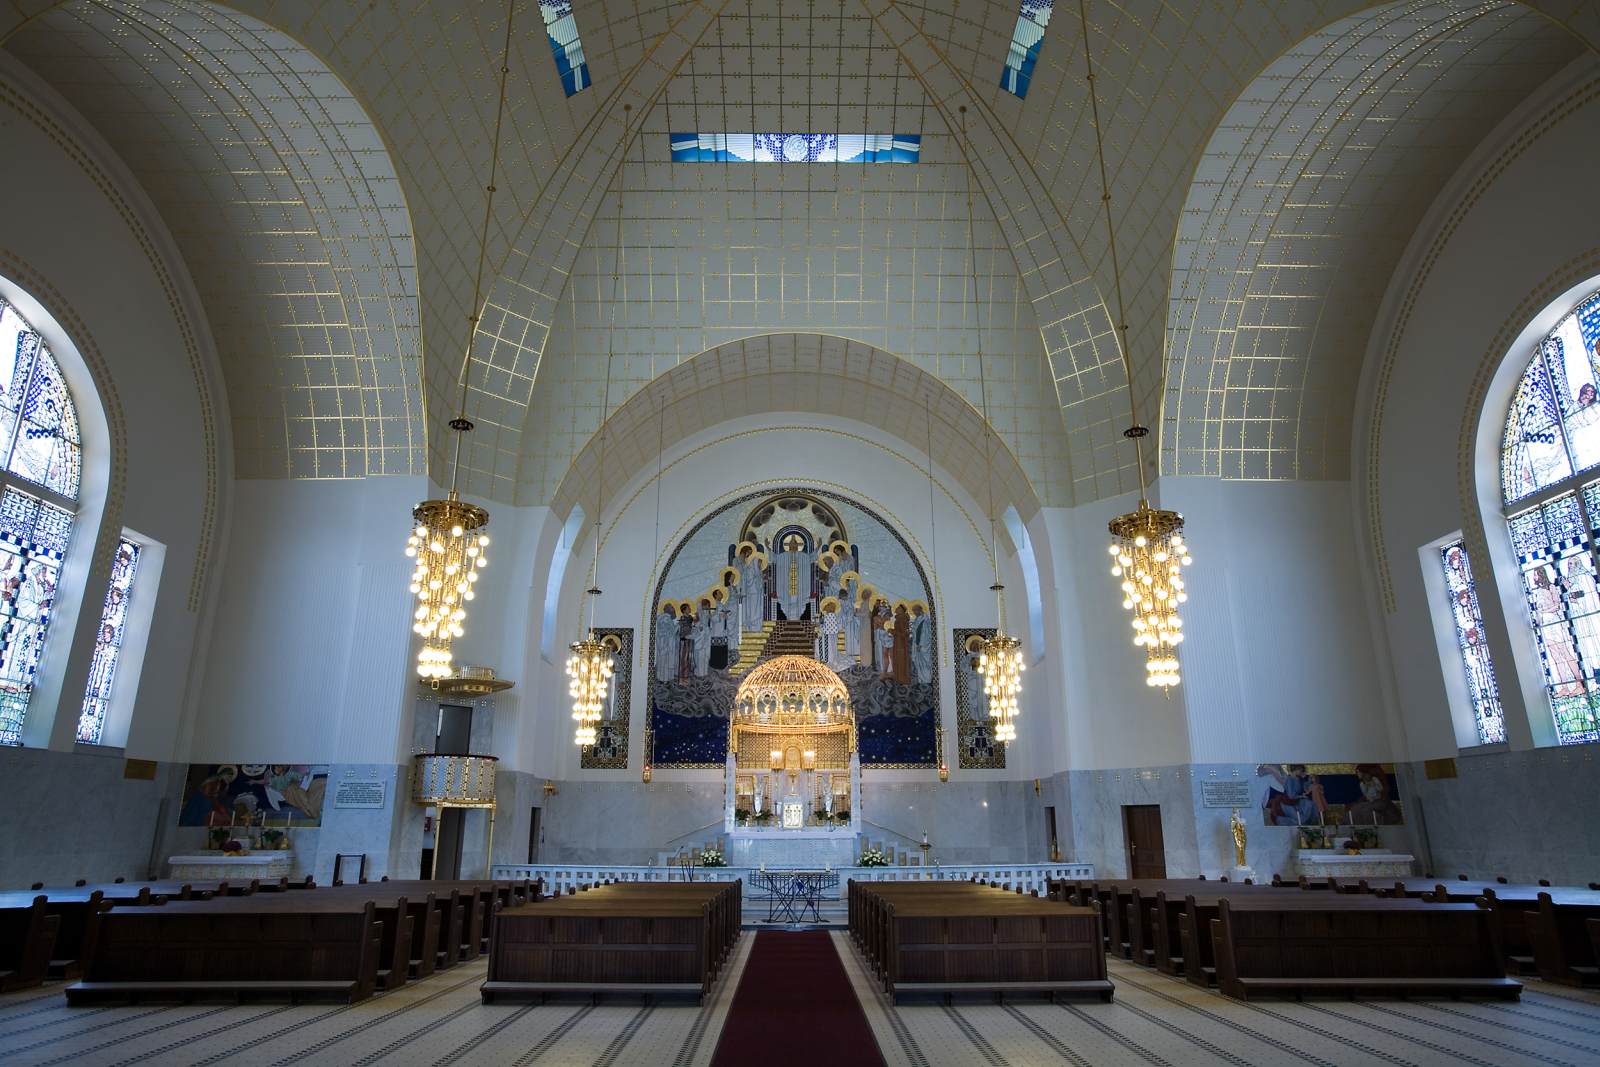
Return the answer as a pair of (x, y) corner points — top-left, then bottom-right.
(711, 930), (885, 1067)
(831, 932), (1600, 1067)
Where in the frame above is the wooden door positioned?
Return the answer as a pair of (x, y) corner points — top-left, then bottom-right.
(1123, 804), (1166, 878)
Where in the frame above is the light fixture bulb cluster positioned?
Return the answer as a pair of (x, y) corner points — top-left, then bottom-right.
(566, 634), (614, 746)
(405, 495), (490, 679)
(978, 632), (1024, 743)
(1108, 503), (1191, 687)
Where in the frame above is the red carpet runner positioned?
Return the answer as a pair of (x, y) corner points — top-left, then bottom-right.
(711, 931), (886, 1067)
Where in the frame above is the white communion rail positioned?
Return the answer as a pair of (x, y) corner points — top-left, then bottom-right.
(489, 861), (1094, 899)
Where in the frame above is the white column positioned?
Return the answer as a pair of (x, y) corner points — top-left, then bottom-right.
(724, 751), (736, 833)
(849, 753), (862, 832)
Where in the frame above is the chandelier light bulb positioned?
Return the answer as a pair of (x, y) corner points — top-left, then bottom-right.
(977, 632), (1024, 744)
(1108, 503), (1192, 689)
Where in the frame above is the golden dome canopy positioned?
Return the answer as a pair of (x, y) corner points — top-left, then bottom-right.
(733, 654), (851, 726)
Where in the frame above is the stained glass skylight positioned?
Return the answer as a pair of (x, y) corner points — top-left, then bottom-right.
(538, 1), (590, 96)
(77, 537), (140, 745)
(1439, 539), (1506, 745)
(1001, 0), (1054, 99)
(669, 134), (921, 164)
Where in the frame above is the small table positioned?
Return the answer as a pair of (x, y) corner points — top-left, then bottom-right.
(752, 870), (839, 924)
(168, 851), (293, 881)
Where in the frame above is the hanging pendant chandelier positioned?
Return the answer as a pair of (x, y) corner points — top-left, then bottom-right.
(1076, 0), (1195, 688)
(1107, 491), (1191, 687)
(567, 105), (633, 747)
(566, 632), (613, 746)
(404, 1), (516, 681)
(978, 626), (1023, 742)
(407, 495), (490, 679)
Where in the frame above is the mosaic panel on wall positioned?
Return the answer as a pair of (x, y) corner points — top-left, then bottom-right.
(178, 764), (329, 827)
(1254, 763), (1404, 827)
(952, 627), (1004, 769)
(668, 133), (921, 163)
(580, 627), (632, 770)
(646, 488), (937, 768)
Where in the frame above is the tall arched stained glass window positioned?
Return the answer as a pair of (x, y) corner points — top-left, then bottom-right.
(1500, 287), (1600, 744)
(0, 298), (83, 746)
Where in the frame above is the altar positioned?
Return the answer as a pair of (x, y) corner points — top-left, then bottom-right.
(723, 655), (862, 866)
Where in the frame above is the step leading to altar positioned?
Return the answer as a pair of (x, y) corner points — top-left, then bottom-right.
(725, 829), (859, 870)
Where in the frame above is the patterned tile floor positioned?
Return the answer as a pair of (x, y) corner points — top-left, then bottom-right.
(4, 935), (1600, 1066)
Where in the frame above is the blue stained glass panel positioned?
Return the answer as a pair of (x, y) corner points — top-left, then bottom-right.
(538, 0), (590, 96)
(669, 133), (922, 163)
(0, 303), (37, 415)
(1001, 0), (1054, 99)
(1439, 539), (1506, 745)
(1503, 352), (1571, 503)
(76, 537), (140, 745)
(1548, 318), (1600, 474)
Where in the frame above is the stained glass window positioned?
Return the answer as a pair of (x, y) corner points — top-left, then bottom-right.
(1001, 0), (1054, 98)
(1499, 287), (1600, 744)
(669, 134), (921, 164)
(1439, 539), (1506, 744)
(76, 538), (140, 745)
(0, 298), (81, 746)
(538, 1), (589, 96)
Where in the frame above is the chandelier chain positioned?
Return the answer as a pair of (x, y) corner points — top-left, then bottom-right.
(1076, 0), (1148, 497)
(451, 0), (518, 492)
(961, 107), (1005, 629)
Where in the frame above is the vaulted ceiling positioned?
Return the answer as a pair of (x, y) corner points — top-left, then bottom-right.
(2, 0), (1594, 510)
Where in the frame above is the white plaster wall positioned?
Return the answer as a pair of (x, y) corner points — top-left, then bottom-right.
(1357, 56), (1600, 761)
(190, 478), (419, 764)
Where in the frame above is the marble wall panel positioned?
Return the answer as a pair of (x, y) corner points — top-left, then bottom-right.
(1406, 748), (1600, 885)
(0, 746), (183, 887)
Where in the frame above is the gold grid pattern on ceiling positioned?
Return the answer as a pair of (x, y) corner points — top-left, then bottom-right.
(8, 0), (425, 480)
(520, 0), (1070, 506)
(1162, 0), (1580, 481)
(4, 0), (1597, 502)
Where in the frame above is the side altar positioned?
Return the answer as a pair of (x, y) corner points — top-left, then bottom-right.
(723, 655), (861, 868)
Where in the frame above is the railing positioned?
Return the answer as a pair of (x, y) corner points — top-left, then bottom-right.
(412, 753), (498, 806)
(489, 861), (1094, 898)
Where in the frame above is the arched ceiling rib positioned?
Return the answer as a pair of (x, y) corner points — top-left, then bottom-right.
(1162, 0), (1582, 480)
(519, 1), (1072, 508)
(7, 0), (425, 478)
(551, 333), (1041, 524)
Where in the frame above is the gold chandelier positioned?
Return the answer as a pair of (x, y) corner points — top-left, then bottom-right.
(567, 634), (613, 747)
(567, 104), (634, 746)
(959, 104), (1024, 746)
(1108, 501), (1190, 686)
(1077, 0), (1194, 688)
(978, 629), (1023, 742)
(404, 1), (516, 681)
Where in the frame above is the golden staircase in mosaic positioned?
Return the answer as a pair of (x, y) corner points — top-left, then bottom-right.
(729, 619), (817, 675)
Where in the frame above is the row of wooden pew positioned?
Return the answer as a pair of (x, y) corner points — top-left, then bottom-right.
(1051, 876), (1600, 1001)
(483, 880), (742, 1004)
(0, 876), (536, 1003)
(849, 879), (1112, 1003)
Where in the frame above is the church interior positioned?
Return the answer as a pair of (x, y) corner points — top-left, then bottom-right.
(2, 0), (1600, 1063)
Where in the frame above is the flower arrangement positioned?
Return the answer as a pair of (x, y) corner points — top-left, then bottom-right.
(859, 847), (890, 867)
(699, 848), (727, 868)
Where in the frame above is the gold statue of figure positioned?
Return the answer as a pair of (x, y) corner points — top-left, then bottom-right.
(1229, 808), (1247, 868)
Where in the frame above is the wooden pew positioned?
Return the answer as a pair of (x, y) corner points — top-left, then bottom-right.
(65, 898), (384, 1004)
(1522, 891), (1600, 986)
(0, 896), (59, 991)
(1210, 897), (1520, 1001)
(482, 881), (740, 1004)
(850, 881), (1110, 1003)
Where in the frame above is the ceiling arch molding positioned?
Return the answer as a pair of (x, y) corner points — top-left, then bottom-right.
(549, 333), (1042, 528)
(1160, 0), (1583, 484)
(5, 0), (425, 480)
